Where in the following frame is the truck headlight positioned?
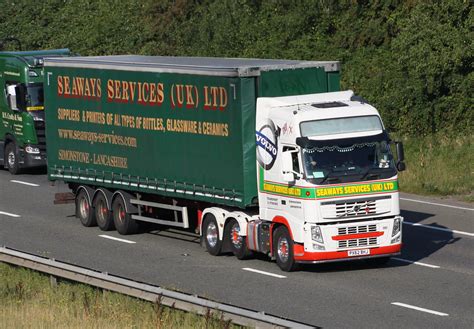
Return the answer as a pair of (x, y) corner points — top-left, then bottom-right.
(392, 217), (401, 237)
(25, 146), (40, 154)
(311, 226), (324, 243)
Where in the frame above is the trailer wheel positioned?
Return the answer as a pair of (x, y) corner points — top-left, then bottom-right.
(5, 142), (21, 175)
(94, 193), (115, 231)
(226, 219), (253, 260)
(112, 195), (138, 235)
(203, 214), (222, 256)
(76, 189), (96, 227)
(273, 226), (298, 272)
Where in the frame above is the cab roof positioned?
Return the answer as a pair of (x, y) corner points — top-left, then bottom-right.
(257, 90), (380, 121)
(0, 49), (71, 67)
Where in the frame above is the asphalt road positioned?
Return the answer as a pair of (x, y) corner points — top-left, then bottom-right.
(1, 169), (473, 328)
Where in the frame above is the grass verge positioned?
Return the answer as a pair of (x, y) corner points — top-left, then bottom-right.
(397, 134), (473, 202)
(0, 262), (241, 329)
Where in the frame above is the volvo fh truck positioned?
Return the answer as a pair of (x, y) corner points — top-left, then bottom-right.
(43, 56), (405, 271)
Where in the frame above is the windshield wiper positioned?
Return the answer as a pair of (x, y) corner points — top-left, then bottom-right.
(319, 170), (341, 184)
(360, 168), (380, 181)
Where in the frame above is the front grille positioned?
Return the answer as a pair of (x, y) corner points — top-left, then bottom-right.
(321, 196), (392, 220)
(338, 237), (378, 248)
(338, 224), (377, 235)
(336, 199), (376, 217)
(34, 121), (46, 149)
(336, 224), (379, 249)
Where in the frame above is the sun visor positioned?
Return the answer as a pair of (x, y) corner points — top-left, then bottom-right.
(296, 131), (389, 148)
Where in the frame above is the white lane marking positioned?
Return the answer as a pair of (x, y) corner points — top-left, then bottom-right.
(401, 197), (473, 211)
(0, 211), (21, 218)
(242, 267), (287, 279)
(404, 221), (474, 237)
(393, 257), (440, 269)
(10, 179), (40, 187)
(391, 302), (449, 317)
(99, 235), (136, 244)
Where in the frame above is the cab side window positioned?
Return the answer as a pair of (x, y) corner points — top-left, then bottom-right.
(282, 146), (301, 174)
(6, 83), (18, 110)
(292, 152), (299, 173)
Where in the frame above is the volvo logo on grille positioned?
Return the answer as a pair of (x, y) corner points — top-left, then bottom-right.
(337, 202), (371, 218)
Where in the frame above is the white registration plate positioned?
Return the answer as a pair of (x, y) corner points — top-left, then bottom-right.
(348, 249), (370, 257)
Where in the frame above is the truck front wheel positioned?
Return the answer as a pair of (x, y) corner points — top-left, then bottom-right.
(76, 189), (96, 227)
(273, 226), (298, 272)
(94, 193), (115, 231)
(5, 142), (21, 175)
(112, 195), (138, 235)
(203, 214), (222, 256)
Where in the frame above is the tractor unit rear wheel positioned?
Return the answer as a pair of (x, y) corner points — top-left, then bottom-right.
(203, 214), (222, 256)
(226, 219), (253, 260)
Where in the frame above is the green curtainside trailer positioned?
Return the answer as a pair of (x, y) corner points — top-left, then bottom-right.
(44, 56), (339, 208)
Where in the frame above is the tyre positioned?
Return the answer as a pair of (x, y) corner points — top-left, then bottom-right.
(75, 189), (96, 227)
(5, 142), (21, 175)
(202, 214), (222, 256)
(226, 219), (253, 260)
(273, 226), (298, 272)
(112, 195), (138, 235)
(94, 193), (115, 231)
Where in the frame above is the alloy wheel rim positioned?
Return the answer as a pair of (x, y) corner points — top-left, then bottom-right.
(7, 151), (15, 168)
(231, 223), (242, 249)
(206, 222), (218, 248)
(278, 237), (289, 263)
(117, 204), (125, 224)
(79, 197), (89, 219)
(97, 200), (107, 223)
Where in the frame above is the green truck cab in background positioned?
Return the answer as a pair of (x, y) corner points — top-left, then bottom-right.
(0, 48), (71, 174)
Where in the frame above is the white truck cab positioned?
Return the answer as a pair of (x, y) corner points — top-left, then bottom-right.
(253, 90), (404, 271)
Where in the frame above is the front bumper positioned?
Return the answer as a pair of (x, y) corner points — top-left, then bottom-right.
(20, 145), (46, 168)
(295, 216), (403, 263)
(294, 243), (401, 264)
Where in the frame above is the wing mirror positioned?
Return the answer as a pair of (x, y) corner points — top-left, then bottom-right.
(395, 141), (406, 172)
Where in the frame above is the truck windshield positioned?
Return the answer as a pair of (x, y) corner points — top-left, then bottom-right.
(302, 135), (396, 185)
(26, 83), (44, 111)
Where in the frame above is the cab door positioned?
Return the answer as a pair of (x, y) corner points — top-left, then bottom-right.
(278, 145), (306, 221)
